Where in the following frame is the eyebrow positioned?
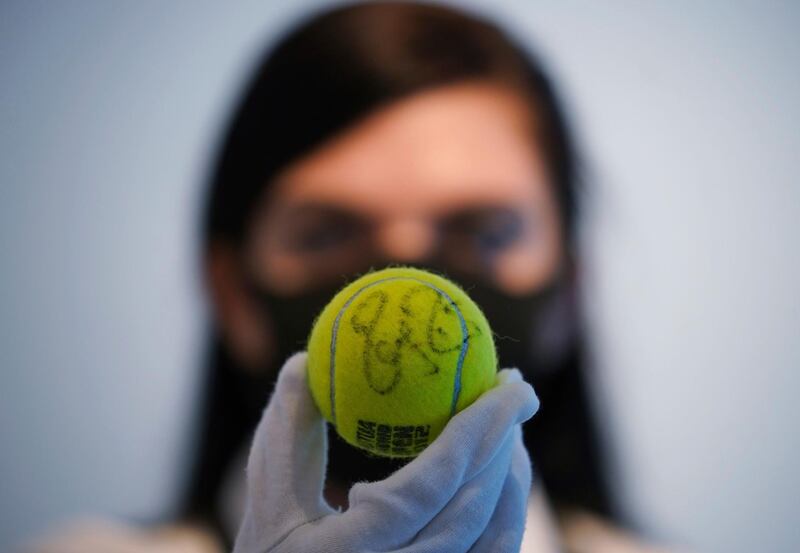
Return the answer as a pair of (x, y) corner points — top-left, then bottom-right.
(440, 204), (522, 220)
(280, 199), (524, 221)
(279, 201), (370, 221)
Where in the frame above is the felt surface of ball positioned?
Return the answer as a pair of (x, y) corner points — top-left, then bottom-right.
(306, 266), (497, 458)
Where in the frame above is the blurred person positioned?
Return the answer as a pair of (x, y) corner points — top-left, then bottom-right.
(28, 2), (675, 552)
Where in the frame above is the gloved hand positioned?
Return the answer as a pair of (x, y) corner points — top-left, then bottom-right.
(233, 351), (539, 553)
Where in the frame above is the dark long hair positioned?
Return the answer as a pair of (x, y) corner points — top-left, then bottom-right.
(182, 1), (613, 545)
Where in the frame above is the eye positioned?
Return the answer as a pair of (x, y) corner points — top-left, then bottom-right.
(443, 207), (526, 255)
(281, 206), (369, 254)
(295, 221), (355, 251)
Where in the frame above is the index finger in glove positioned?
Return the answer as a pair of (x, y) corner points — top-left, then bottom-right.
(343, 368), (539, 539)
(234, 352), (334, 553)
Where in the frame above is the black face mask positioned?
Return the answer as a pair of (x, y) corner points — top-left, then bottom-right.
(243, 261), (577, 486)
(248, 263), (574, 374)
(459, 274), (574, 376)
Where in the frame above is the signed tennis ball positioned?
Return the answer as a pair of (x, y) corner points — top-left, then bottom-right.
(306, 266), (497, 458)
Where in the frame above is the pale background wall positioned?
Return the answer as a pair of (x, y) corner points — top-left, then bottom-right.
(1, 1), (797, 552)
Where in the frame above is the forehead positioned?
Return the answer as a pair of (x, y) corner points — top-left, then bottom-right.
(269, 82), (551, 217)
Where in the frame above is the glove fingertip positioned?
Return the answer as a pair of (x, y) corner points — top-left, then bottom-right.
(493, 370), (540, 422)
(275, 351), (309, 387)
(517, 381), (540, 422)
(495, 367), (523, 385)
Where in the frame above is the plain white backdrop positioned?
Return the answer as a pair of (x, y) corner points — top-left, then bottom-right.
(1, 1), (798, 551)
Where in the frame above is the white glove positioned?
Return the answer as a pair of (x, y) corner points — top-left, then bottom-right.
(233, 351), (539, 553)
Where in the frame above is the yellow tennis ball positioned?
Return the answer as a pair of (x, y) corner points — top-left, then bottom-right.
(306, 266), (497, 458)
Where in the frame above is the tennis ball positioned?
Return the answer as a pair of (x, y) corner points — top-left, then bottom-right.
(306, 266), (497, 458)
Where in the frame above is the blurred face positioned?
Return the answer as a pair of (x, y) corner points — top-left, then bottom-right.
(245, 81), (563, 299)
(211, 81), (566, 369)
